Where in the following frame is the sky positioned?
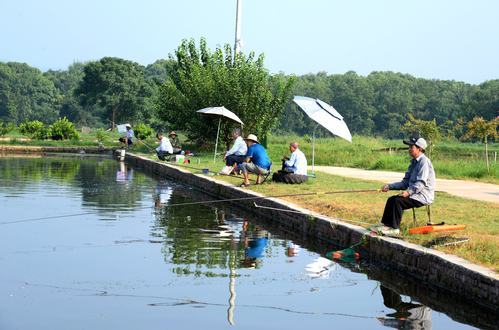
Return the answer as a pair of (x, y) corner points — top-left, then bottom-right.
(1, 0), (498, 84)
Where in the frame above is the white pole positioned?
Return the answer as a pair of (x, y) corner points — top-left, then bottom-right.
(214, 117), (222, 163)
(312, 124), (319, 175)
(234, 0), (242, 56)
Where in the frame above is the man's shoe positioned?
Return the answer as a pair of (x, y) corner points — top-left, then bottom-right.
(378, 227), (400, 237)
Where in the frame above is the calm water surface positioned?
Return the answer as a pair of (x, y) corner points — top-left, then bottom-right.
(0, 156), (483, 329)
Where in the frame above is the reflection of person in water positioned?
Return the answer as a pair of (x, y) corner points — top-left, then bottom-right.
(285, 241), (300, 258)
(240, 220), (269, 268)
(116, 162), (133, 184)
(378, 285), (432, 329)
(154, 182), (173, 208)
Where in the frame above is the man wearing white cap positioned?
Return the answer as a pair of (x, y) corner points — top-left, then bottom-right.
(374, 134), (436, 235)
(239, 134), (271, 187)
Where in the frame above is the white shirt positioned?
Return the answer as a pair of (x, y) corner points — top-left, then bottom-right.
(125, 129), (134, 139)
(225, 136), (247, 156)
(284, 148), (307, 175)
(156, 136), (173, 154)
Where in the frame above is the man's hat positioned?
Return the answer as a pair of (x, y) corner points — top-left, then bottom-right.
(169, 131), (177, 136)
(403, 136), (428, 150)
(125, 124), (131, 128)
(244, 134), (258, 143)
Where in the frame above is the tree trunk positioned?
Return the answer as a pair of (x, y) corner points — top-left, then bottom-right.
(112, 107), (116, 131)
(485, 136), (489, 173)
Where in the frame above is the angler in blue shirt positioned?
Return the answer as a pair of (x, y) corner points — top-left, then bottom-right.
(239, 134), (271, 187)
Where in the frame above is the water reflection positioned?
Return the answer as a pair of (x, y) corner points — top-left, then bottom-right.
(378, 285), (431, 329)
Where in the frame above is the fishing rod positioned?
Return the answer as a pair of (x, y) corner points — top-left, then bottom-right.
(1, 189), (381, 225)
(136, 138), (155, 152)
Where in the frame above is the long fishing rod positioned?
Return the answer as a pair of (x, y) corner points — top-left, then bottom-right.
(136, 138), (155, 152)
(1, 189), (381, 225)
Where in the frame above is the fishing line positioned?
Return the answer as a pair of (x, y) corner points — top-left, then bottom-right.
(1, 189), (381, 225)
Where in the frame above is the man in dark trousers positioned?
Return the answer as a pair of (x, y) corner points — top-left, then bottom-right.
(374, 134), (436, 236)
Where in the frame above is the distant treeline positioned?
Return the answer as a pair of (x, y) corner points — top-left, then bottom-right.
(0, 60), (497, 139)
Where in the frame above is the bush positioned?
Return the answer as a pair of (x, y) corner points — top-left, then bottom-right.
(134, 123), (155, 140)
(0, 122), (15, 136)
(48, 117), (80, 141)
(96, 128), (105, 144)
(19, 120), (48, 139)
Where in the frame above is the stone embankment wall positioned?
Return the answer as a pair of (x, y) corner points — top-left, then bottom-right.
(125, 152), (499, 312)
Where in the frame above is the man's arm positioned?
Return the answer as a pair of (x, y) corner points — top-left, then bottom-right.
(382, 162), (413, 192)
(284, 152), (296, 167)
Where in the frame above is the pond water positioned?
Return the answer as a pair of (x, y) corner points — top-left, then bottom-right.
(0, 156), (488, 329)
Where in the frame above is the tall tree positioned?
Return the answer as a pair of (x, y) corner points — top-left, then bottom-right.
(0, 62), (59, 124)
(76, 57), (153, 129)
(157, 38), (294, 148)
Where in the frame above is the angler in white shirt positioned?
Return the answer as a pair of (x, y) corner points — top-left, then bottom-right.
(282, 142), (307, 175)
(155, 132), (173, 161)
(219, 128), (247, 175)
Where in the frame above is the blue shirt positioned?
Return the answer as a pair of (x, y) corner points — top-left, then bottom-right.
(246, 143), (271, 170)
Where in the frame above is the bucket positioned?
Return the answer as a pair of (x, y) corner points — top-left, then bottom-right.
(175, 155), (185, 164)
(116, 149), (126, 161)
(202, 168), (209, 174)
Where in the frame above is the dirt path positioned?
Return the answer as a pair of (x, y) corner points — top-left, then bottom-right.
(312, 166), (499, 204)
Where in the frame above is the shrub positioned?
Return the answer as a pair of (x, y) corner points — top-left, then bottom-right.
(134, 123), (155, 140)
(96, 128), (105, 144)
(48, 117), (80, 141)
(0, 122), (15, 136)
(18, 120), (48, 139)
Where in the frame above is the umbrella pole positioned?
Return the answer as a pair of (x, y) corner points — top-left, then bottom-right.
(312, 124), (319, 175)
(214, 117), (222, 163)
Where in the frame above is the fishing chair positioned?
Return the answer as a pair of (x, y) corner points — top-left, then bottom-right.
(411, 204), (432, 227)
(259, 162), (273, 184)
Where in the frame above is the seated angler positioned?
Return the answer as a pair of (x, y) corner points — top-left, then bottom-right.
(220, 127), (247, 175)
(373, 134), (436, 236)
(272, 141), (308, 184)
(239, 134), (271, 187)
(168, 131), (182, 154)
(118, 124), (134, 148)
(155, 131), (173, 161)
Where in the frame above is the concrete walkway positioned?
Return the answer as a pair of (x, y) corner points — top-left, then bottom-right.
(312, 166), (499, 204)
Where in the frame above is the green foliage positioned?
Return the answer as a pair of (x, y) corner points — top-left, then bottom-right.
(48, 117), (80, 141)
(276, 71), (496, 140)
(96, 128), (105, 144)
(462, 116), (498, 143)
(401, 113), (441, 157)
(0, 62), (60, 124)
(0, 121), (15, 136)
(133, 123), (155, 140)
(76, 57), (154, 129)
(157, 38), (294, 149)
(19, 120), (48, 139)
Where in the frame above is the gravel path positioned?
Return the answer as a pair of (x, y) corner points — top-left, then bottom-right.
(312, 166), (499, 204)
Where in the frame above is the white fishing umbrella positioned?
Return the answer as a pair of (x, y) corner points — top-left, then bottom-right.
(196, 106), (244, 163)
(293, 96), (352, 174)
